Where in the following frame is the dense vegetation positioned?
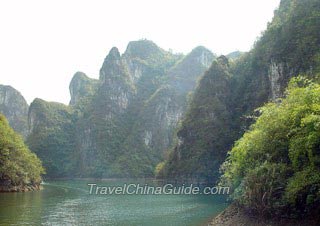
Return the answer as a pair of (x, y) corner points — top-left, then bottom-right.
(160, 56), (235, 181)
(2, 1), (319, 206)
(0, 114), (44, 190)
(27, 99), (76, 178)
(221, 77), (320, 217)
(160, 0), (320, 183)
(25, 40), (214, 178)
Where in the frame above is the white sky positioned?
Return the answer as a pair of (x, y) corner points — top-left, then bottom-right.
(0, 0), (280, 104)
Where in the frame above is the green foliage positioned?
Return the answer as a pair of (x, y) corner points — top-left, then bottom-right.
(79, 42), (209, 178)
(69, 71), (100, 111)
(27, 99), (76, 178)
(230, 0), (320, 130)
(124, 39), (182, 71)
(155, 161), (165, 177)
(0, 85), (29, 137)
(162, 0), (320, 186)
(233, 162), (289, 216)
(258, 0), (320, 72)
(221, 77), (320, 216)
(160, 56), (235, 182)
(0, 114), (44, 186)
(58, 40), (184, 178)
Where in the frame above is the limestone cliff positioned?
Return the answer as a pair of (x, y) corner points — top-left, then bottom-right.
(115, 46), (215, 176)
(69, 71), (99, 107)
(162, 56), (234, 181)
(161, 0), (320, 182)
(72, 40), (185, 177)
(27, 98), (75, 177)
(27, 39), (216, 178)
(0, 85), (29, 137)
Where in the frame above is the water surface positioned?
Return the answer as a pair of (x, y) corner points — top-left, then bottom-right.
(0, 180), (228, 226)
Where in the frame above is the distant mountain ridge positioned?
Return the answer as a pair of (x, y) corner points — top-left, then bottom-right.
(23, 39), (216, 178)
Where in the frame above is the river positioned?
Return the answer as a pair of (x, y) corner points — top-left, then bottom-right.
(0, 179), (228, 226)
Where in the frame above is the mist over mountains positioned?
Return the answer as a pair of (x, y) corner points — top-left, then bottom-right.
(1, 40), (217, 178)
(1, 0), (319, 184)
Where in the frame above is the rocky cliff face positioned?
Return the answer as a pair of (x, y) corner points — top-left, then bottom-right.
(7, 0), (320, 181)
(161, 0), (320, 182)
(69, 71), (99, 106)
(0, 85), (29, 137)
(117, 46), (215, 176)
(98, 47), (135, 115)
(27, 98), (76, 177)
(162, 56), (234, 181)
(73, 40), (214, 177)
(26, 39), (216, 178)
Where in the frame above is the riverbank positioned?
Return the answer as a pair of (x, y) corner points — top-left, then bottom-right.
(209, 203), (320, 226)
(0, 180), (42, 192)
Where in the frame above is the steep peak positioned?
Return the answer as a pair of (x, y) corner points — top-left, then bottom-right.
(99, 47), (123, 82)
(28, 98), (71, 134)
(204, 55), (231, 80)
(0, 84), (29, 137)
(30, 98), (54, 107)
(217, 55), (229, 66)
(108, 47), (121, 59)
(101, 47), (121, 65)
(124, 39), (163, 60)
(182, 46), (215, 68)
(0, 84), (23, 97)
(69, 71), (99, 106)
(71, 71), (89, 82)
(226, 51), (244, 60)
(190, 46), (213, 56)
(29, 98), (70, 114)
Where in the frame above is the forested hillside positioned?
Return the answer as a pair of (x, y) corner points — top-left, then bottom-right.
(2, 0), (319, 189)
(26, 40), (215, 178)
(221, 76), (320, 217)
(0, 114), (44, 191)
(160, 0), (320, 182)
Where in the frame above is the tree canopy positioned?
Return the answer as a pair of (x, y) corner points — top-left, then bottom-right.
(221, 76), (320, 216)
(0, 114), (44, 186)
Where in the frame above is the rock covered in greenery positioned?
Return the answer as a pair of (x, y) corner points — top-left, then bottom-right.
(0, 85), (29, 137)
(221, 77), (320, 217)
(160, 0), (320, 182)
(27, 39), (215, 178)
(27, 98), (76, 178)
(76, 41), (214, 178)
(69, 71), (99, 107)
(160, 56), (234, 181)
(117, 46), (215, 177)
(226, 51), (244, 61)
(0, 114), (44, 192)
(231, 0), (320, 107)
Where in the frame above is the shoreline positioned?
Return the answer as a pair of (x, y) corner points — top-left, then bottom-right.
(43, 177), (214, 186)
(209, 203), (320, 226)
(43, 177), (156, 181)
(0, 183), (43, 192)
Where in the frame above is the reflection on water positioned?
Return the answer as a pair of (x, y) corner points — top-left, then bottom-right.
(0, 180), (228, 226)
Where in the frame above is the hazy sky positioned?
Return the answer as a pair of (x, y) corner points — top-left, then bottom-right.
(0, 0), (280, 104)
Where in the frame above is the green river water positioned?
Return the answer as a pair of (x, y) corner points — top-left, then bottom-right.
(0, 180), (228, 226)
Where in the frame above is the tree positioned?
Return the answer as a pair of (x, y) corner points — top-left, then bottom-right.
(0, 114), (44, 188)
(221, 76), (320, 216)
